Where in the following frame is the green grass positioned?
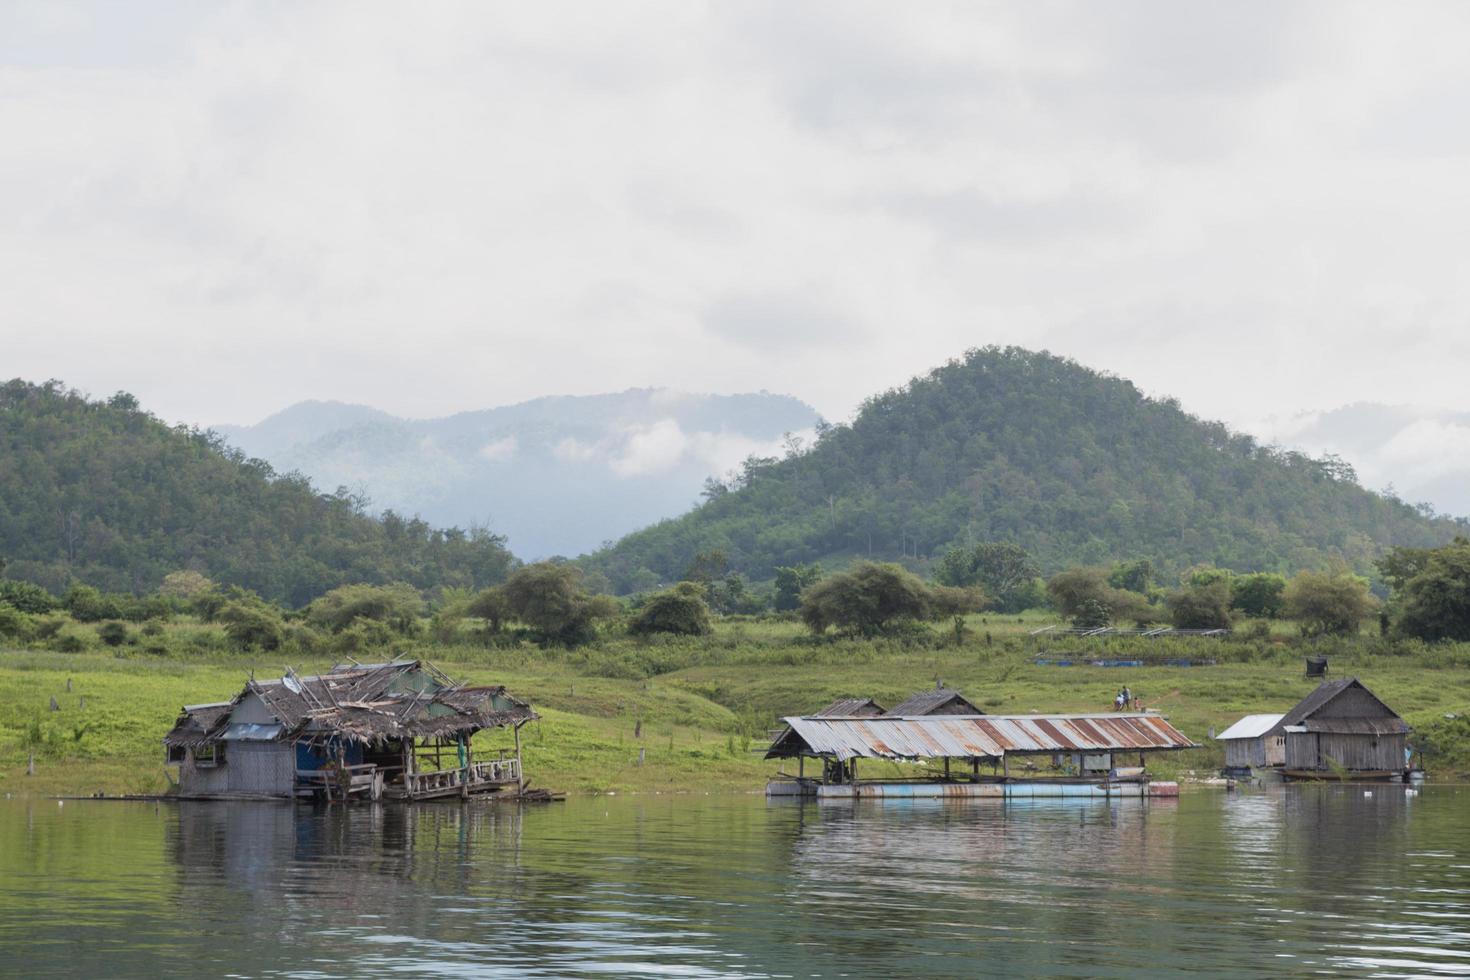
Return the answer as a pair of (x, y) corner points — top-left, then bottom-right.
(4, 612), (1469, 797)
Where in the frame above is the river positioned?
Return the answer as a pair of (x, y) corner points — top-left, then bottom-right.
(1, 785), (1466, 977)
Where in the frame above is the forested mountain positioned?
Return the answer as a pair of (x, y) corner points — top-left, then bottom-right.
(589, 348), (1465, 593)
(0, 381), (516, 605)
(214, 390), (821, 558)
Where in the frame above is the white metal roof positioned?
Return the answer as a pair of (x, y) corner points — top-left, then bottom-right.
(1216, 713), (1285, 741)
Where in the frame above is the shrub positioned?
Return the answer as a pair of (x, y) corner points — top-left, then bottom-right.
(97, 620), (131, 647)
(62, 584), (124, 622)
(157, 570), (217, 599)
(0, 579), (56, 614)
(308, 582), (425, 633)
(1230, 573), (1287, 618)
(1167, 580), (1234, 630)
(1047, 567), (1156, 626)
(629, 583), (713, 636)
(465, 586), (511, 632)
(1284, 569), (1377, 637)
(218, 601), (285, 651)
(0, 601), (34, 642)
(1395, 539), (1470, 642)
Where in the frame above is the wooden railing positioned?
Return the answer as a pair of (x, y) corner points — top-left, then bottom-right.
(401, 758), (521, 798)
(295, 764), (383, 799)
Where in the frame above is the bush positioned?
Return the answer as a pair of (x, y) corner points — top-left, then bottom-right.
(1284, 569), (1377, 637)
(1047, 567), (1156, 626)
(308, 582), (425, 633)
(157, 570), (217, 599)
(629, 583), (713, 636)
(1231, 573), (1287, 618)
(0, 601), (35, 642)
(1167, 580), (1234, 630)
(0, 579), (56, 614)
(62, 584), (124, 622)
(218, 601), (285, 651)
(97, 620), (131, 647)
(465, 586), (511, 632)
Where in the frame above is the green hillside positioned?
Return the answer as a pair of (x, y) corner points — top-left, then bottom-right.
(591, 348), (1464, 592)
(0, 380), (516, 604)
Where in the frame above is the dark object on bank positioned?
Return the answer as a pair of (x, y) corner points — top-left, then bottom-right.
(1305, 656), (1328, 678)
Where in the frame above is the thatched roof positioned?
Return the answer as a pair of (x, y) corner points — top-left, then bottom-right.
(164, 660), (536, 748)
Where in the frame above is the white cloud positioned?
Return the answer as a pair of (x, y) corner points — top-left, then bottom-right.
(3, 2), (1470, 433)
(477, 436), (517, 462)
(551, 436), (598, 462)
(610, 420), (689, 478)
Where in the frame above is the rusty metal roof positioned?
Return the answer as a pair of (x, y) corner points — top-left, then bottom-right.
(765, 713), (1196, 760)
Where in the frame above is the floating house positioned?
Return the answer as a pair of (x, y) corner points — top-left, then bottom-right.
(766, 711), (1194, 798)
(887, 687), (985, 716)
(1270, 678), (1412, 780)
(164, 659), (536, 801)
(1216, 713), (1286, 775)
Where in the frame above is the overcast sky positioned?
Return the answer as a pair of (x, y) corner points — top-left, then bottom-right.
(5, 1), (1470, 445)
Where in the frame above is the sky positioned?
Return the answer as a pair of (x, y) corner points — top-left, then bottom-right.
(4, 1), (1470, 508)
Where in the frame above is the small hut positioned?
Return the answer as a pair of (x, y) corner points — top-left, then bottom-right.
(1271, 678), (1411, 779)
(813, 697), (885, 718)
(888, 687), (984, 716)
(1216, 713), (1286, 774)
(165, 659), (536, 801)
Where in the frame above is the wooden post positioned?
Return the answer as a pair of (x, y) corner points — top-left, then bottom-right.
(27, 752), (35, 776)
(1002, 753), (1009, 779)
(798, 755), (805, 779)
(944, 757), (951, 781)
(514, 722), (524, 794)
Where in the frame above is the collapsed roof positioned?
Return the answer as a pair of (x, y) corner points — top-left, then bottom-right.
(165, 659), (536, 748)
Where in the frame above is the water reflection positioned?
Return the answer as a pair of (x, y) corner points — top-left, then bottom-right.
(0, 786), (1466, 978)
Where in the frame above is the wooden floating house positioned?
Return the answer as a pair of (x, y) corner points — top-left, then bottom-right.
(766, 689), (1194, 799)
(164, 659), (536, 801)
(1216, 713), (1286, 776)
(1272, 678), (1412, 780)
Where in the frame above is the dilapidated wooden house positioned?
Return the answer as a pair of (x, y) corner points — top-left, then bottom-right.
(164, 659), (536, 801)
(1270, 678), (1411, 779)
(813, 697), (886, 718)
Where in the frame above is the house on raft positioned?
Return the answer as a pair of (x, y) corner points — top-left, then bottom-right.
(1268, 678), (1414, 781)
(1216, 713), (1286, 776)
(164, 659), (537, 801)
(766, 708), (1196, 799)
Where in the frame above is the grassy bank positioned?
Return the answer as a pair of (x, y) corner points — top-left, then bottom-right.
(4, 612), (1469, 796)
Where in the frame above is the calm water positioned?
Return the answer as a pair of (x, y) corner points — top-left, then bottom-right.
(1, 786), (1467, 978)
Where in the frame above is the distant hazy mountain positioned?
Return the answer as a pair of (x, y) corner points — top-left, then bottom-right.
(1253, 403), (1470, 518)
(213, 390), (822, 559)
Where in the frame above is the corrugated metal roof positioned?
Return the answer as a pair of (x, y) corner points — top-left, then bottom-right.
(814, 697), (886, 718)
(766, 713), (1195, 761)
(1217, 713), (1285, 741)
(887, 689), (984, 716)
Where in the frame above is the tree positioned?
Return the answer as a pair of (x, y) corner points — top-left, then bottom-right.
(1283, 570), (1377, 637)
(0, 579), (55, 614)
(501, 562), (619, 645)
(157, 570), (217, 599)
(1046, 567), (1156, 626)
(799, 562), (982, 636)
(773, 563), (822, 612)
(935, 543), (1040, 612)
(308, 583), (425, 634)
(1395, 539), (1470, 641)
(1108, 558), (1154, 594)
(218, 601), (285, 651)
(629, 582), (713, 636)
(1231, 573), (1287, 618)
(1167, 580), (1233, 630)
(682, 550), (729, 585)
(801, 563), (929, 636)
(465, 586), (510, 632)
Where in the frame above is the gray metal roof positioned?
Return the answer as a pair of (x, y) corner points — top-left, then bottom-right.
(1216, 714), (1285, 741)
(766, 712), (1195, 761)
(887, 688), (984, 716)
